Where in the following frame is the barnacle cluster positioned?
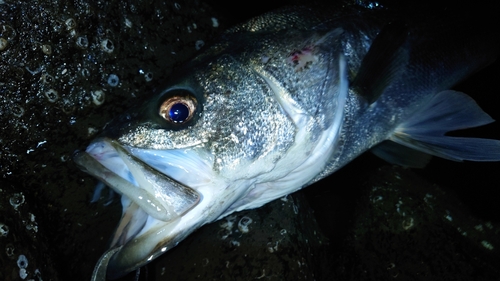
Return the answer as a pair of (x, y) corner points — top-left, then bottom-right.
(17, 254), (28, 279)
(0, 0), (223, 280)
(0, 182), (50, 280)
(0, 0), (222, 180)
(0, 1), (223, 280)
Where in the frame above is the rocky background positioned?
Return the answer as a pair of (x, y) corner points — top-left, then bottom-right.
(1, 0), (499, 281)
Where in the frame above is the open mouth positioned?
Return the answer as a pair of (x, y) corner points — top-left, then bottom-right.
(74, 139), (201, 244)
(74, 139), (207, 278)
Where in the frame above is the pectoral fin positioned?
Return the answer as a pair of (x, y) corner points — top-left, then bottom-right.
(371, 140), (432, 168)
(386, 90), (500, 163)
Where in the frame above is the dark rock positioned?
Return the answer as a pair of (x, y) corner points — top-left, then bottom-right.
(149, 192), (328, 281)
(1, 1), (223, 280)
(1, 1), (499, 281)
(0, 181), (59, 281)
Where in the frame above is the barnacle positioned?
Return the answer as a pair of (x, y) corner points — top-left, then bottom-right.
(5, 244), (15, 258)
(42, 44), (52, 55)
(19, 268), (28, 280)
(107, 74), (119, 87)
(76, 36), (89, 49)
(17, 254), (28, 269)
(65, 18), (77, 30)
(91, 90), (105, 106)
(10, 105), (24, 117)
(195, 40), (204, 50)
(0, 37), (8, 51)
(45, 89), (58, 103)
(100, 38), (114, 53)
(0, 223), (9, 237)
(1, 24), (16, 41)
(41, 73), (54, 84)
(238, 216), (253, 233)
(9, 193), (25, 209)
(144, 72), (153, 82)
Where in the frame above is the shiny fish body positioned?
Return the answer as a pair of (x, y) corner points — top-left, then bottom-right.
(74, 5), (500, 279)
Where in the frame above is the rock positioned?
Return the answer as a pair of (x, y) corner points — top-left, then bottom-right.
(0, 181), (59, 281)
(150, 193), (328, 281)
(1, 1), (499, 280)
(0, 1), (223, 280)
(305, 156), (500, 280)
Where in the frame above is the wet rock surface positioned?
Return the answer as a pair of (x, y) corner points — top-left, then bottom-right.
(1, 0), (500, 280)
(0, 0), (223, 178)
(150, 193), (328, 281)
(0, 181), (58, 281)
(1, 0), (224, 280)
(311, 162), (500, 280)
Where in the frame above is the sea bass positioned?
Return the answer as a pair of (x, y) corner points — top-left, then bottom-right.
(74, 4), (500, 280)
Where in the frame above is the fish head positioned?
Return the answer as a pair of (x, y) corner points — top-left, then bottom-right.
(75, 57), (295, 278)
(75, 26), (349, 279)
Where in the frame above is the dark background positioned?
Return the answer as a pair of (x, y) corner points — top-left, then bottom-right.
(1, 0), (499, 280)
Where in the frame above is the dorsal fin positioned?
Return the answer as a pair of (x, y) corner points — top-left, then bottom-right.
(352, 20), (409, 104)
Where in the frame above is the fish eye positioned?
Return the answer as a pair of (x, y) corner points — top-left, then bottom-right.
(159, 93), (197, 124)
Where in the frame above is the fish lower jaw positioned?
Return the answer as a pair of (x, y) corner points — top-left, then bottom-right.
(106, 207), (209, 278)
(106, 180), (242, 278)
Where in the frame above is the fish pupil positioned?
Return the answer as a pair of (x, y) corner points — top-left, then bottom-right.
(169, 103), (189, 123)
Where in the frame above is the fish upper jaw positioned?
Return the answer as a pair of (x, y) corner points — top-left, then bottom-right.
(75, 139), (201, 223)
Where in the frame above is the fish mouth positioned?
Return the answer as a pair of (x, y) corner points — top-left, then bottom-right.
(74, 139), (200, 224)
(74, 138), (211, 279)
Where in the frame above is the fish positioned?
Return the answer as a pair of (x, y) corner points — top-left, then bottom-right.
(73, 3), (500, 280)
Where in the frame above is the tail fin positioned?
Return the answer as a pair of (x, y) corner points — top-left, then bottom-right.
(374, 90), (500, 167)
